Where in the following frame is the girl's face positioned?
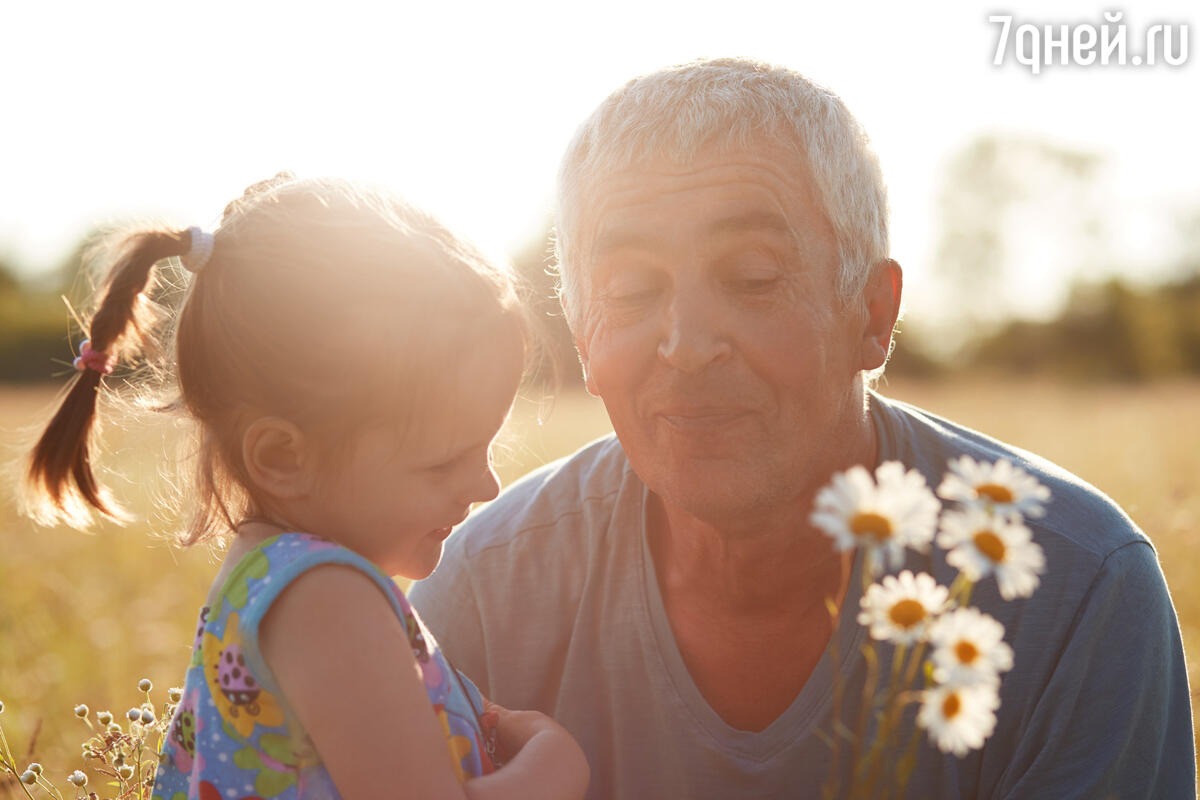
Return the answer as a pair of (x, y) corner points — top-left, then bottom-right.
(307, 328), (524, 578)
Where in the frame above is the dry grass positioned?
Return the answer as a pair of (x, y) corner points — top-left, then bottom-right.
(1, 378), (1196, 774)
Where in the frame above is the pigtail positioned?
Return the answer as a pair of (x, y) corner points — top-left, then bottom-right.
(22, 229), (192, 528)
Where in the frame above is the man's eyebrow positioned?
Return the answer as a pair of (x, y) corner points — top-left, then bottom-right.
(707, 210), (793, 237)
(591, 212), (793, 259)
(591, 230), (655, 259)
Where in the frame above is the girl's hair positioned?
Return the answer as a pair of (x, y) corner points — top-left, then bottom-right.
(23, 174), (530, 544)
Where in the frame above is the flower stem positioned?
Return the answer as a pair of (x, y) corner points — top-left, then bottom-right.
(37, 774), (66, 800)
(821, 588), (846, 800)
(849, 642), (881, 796)
(0, 723), (40, 800)
(858, 641), (912, 798)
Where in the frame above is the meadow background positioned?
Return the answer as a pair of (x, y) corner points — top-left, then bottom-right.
(1, 375), (1198, 785)
(2, 1), (1198, 786)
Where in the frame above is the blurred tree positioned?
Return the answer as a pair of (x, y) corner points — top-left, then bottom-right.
(0, 229), (112, 383)
(0, 257), (20, 294)
(0, 254), (71, 381)
(884, 328), (949, 380)
(969, 274), (1200, 382)
(929, 134), (1105, 355)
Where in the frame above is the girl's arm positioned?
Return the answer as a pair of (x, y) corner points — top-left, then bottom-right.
(259, 565), (587, 800)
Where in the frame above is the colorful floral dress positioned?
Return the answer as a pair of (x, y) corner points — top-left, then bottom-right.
(151, 533), (494, 800)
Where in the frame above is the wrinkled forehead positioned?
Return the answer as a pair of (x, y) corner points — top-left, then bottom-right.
(574, 142), (831, 258)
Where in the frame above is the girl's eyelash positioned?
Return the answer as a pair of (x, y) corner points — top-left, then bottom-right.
(430, 454), (465, 472)
(432, 444), (489, 472)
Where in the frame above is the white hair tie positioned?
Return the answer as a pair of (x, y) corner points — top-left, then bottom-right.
(182, 226), (214, 273)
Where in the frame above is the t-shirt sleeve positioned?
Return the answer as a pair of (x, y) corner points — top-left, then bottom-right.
(409, 542), (491, 697)
(994, 541), (1194, 799)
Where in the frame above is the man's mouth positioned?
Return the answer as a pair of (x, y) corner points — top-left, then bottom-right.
(657, 408), (750, 430)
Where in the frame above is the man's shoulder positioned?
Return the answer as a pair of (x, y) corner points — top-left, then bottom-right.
(444, 433), (634, 560)
(873, 392), (1149, 562)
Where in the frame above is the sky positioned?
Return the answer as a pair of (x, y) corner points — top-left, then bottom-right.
(1, 0), (1196, 326)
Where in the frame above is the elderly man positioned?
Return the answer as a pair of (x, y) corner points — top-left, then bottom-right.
(411, 58), (1193, 798)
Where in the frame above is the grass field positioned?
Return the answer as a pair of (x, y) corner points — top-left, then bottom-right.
(1, 378), (1197, 781)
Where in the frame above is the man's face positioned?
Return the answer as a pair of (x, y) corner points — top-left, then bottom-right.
(574, 146), (875, 530)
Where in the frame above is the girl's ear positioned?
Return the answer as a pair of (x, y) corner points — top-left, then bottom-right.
(242, 417), (315, 500)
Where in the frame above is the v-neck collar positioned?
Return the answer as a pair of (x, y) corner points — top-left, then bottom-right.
(631, 396), (897, 760)
(636, 483), (868, 760)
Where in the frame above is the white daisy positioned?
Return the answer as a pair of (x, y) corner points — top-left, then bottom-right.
(937, 456), (1051, 520)
(811, 461), (941, 576)
(917, 682), (1001, 757)
(857, 570), (949, 645)
(937, 507), (1046, 600)
(928, 607), (1014, 687)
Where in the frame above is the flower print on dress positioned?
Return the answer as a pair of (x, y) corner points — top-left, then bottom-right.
(231, 733), (315, 798)
(295, 533), (339, 552)
(202, 612), (285, 737)
(403, 608), (431, 664)
(192, 607), (210, 655)
(422, 654), (452, 706)
(196, 781), (263, 800)
(223, 550), (271, 610)
(434, 705), (476, 782)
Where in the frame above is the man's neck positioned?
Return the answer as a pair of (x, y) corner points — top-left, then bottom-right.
(642, 408), (877, 731)
(648, 494), (851, 614)
(646, 400), (877, 614)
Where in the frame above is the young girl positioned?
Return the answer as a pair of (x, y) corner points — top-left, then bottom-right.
(22, 175), (588, 800)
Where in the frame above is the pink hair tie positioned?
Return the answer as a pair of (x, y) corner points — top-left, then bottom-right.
(73, 340), (116, 375)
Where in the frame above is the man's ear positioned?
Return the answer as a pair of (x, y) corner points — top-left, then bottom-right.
(564, 292), (601, 397)
(859, 258), (903, 371)
(574, 333), (600, 397)
(242, 417), (315, 501)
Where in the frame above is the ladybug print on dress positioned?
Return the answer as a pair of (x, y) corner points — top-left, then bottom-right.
(216, 643), (262, 715)
(171, 705), (197, 756)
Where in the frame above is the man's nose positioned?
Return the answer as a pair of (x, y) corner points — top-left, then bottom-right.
(657, 283), (731, 373)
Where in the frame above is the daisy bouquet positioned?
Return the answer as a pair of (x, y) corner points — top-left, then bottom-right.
(811, 456), (1049, 799)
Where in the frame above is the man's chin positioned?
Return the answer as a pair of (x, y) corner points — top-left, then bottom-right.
(650, 475), (786, 530)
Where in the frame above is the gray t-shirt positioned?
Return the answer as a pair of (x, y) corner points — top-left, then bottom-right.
(410, 392), (1194, 799)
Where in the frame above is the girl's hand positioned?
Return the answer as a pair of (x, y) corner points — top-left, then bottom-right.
(482, 701), (574, 764)
(470, 700), (589, 800)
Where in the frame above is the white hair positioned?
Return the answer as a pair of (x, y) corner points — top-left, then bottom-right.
(554, 57), (890, 331)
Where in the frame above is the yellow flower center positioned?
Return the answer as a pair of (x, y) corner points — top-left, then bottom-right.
(942, 691), (962, 719)
(955, 639), (980, 665)
(973, 530), (1007, 563)
(888, 599), (927, 629)
(976, 483), (1015, 504)
(850, 511), (893, 542)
